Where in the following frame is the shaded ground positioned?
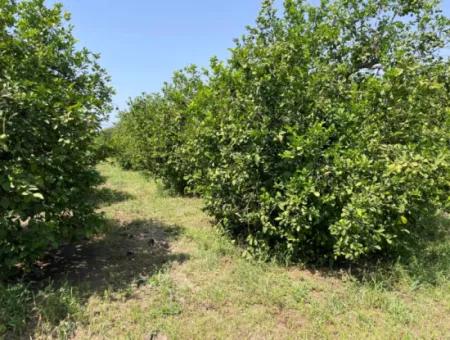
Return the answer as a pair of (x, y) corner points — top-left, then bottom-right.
(32, 218), (187, 294)
(21, 183), (189, 297)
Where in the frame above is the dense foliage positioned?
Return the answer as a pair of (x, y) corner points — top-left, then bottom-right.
(0, 0), (113, 276)
(112, 66), (206, 192)
(112, 0), (450, 262)
(94, 127), (116, 161)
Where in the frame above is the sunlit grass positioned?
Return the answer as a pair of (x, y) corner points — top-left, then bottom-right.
(1, 161), (449, 339)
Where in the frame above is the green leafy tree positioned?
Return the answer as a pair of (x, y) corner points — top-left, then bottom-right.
(93, 127), (116, 161)
(112, 94), (165, 171)
(0, 0), (113, 276)
(198, 0), (450, 261)
(112, 66), (206, 193)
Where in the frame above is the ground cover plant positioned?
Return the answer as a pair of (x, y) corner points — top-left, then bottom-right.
(0, 0), (113, 277)
(2, 163), (448, 338)
(112, 0), (450, 262)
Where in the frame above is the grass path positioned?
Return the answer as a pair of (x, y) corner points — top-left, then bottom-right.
(8, 162), (450, 339)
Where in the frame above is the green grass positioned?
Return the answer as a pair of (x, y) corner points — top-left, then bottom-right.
(1, 161), (449, 339)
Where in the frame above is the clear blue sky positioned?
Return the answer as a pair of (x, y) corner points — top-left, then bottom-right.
(46, 0), (285, 125)
(46, 0), (450, 126)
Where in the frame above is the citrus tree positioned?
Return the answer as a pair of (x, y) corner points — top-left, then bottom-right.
(198, 0), (450, 261)
(0, 0), (113, 276)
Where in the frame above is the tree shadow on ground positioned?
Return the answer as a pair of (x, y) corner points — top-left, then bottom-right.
(33, 218), (189, 294)
(304, 213), (450, 288)
(91, 186), (135, 207)
(10, 217), (189, 338)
